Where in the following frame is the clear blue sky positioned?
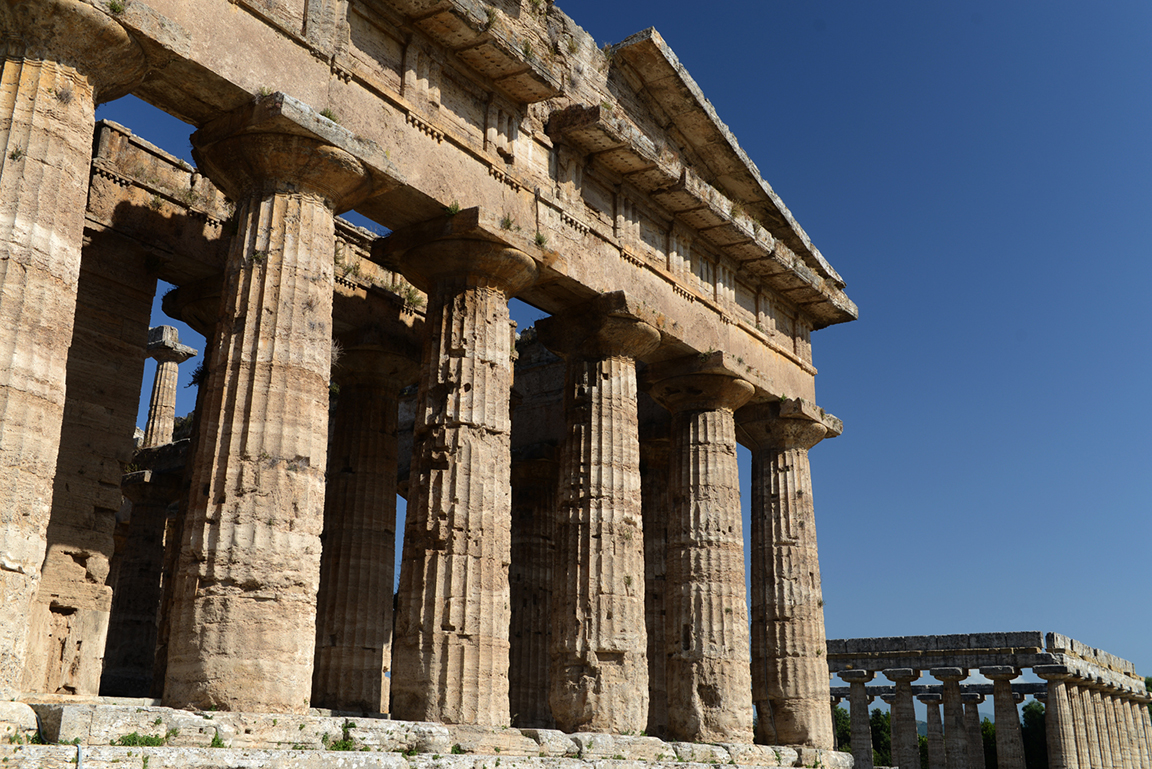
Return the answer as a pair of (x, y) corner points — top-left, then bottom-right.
(104, 0), (1151, 683)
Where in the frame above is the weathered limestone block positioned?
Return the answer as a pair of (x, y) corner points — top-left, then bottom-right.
(1035, 666), (1078, 769)
(165, 109), (373, 712)
(537, 293), (660, 735)
(646, 357), (754, 744)
(980, 667), (1025, 769)
(509, 447), (558, 729)
(392, 238), (536, 725)
(931, 668), (970, 769)
(312, 326), (418, 714)
(0, 0), (143, 699)
(839, 670), (873, 769)
(142, 326), (197, 448)
(738, 400), (834, 749)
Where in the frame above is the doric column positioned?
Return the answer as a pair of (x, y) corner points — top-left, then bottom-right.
(142, 327), (197, 448)
(1035, 666), (1079, 769)
(311, 327), (418, 714)
(919, 693), (947, 769)
(1131, 695), (1151, 768)
(739, 399), (835, 749)
(1090, 683), (1118, 769)
(508, 446), (558, 729)
(981, 667), (1025, 769)
(100, 456), (183, 697)
(646, 356), (754, 743)
(885, 668), (920, 769)
(640, 422), (671, 739)
(0, 0), (144, 699)
(1118, 693), (1139, 769)
(1078, 682), (1105, 768)
(840, 671), (874, 769)
(932, 668), (970, 769)
(1110, 692), (1134, 769)
(538, 292), (659, 734)
(1066, 681), (1092, 769)
(962, 692), (986, 769)
(391, 238), (536, 726)
(164, 104), (374, 713)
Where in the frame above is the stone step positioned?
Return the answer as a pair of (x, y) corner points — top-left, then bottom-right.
(9, 702), (851, 769)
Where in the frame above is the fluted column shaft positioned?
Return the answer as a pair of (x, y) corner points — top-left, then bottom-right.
(982, 669), (1025, 769)
(641, 436), (671, 739)
(841, 672), (873, 769)
(1036, 669), (1079, 769)
(1067, 684), (1092, 769)
(1136, 698), (1152, 766)
(1078, 685), (1105, 768)
(165, 126), (370, 712)
(1131, 698), (1151, 768)
(919, 695), (946, 769)
(933, 669), (970, 769)
(539, 301), (659, 734)
(740, 401), (833, 749)
(508, 452), (558, 729)
(886, 669), (920, 769)
(392, 240), (536, 726)
(1093, 687), (1117, 768)
(312, 343), (415, 713)
(1110, 694), (1134, 769)
(648, 367), (754, 743)
(0, 0), (143, 699)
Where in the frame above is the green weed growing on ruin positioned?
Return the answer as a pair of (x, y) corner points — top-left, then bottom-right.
(108, 0), (125, 14)
(320, 108), (340, 124)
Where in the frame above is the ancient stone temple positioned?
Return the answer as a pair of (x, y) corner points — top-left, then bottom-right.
(2, 0), (859, 766)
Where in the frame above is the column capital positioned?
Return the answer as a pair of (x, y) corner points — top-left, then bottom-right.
(930, 667), (968, 682)
(917, 693), (943, 704)
(962, 692), (986, 704)
(537, 291), (660, 361)
(0, 0), (145, 101)
(1034, 665), (1074, 682)
(192, 95), (380, 211)
(737, 398), (840, 450)
(400, 238), (537, 298)
(980, 666), (1021, 681)
(883, 668), (920, 684)
(840, 670), (874, 683)
(147, 326), (197, 365)
(333, 324), (421, 389)
(644, 353), (753, 413)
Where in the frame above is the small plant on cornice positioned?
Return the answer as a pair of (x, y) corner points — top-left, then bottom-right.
(53, 86), (74, 105)
(148, 194), (163, 211)
(500, 214), (514, 230)
(600, 99), (614, 113)
(521, 40), (534, 60)
(730, 200), (745, 220)
(528, 0), (542, 13)
(108, 0), (125, 14)
(7, 147), (23, 161)
(484, 7), (497, 30)
(259, 86), (273, 97)
(567, 37), (578, 55)
(444, 200), (461, 216)
(250, 249), (268, 265)
(320, 108), (340, 124)
(534, 232), (547, 247)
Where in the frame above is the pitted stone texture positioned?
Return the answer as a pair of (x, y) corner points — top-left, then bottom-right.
(962, 695), (986, 769)
(740, 401), (833, 749)
(392, 240), (536, 726)
(918, 694), (946, 769)
(647, 367), (755, 744)
(981, 669), (1025, 769)
(1034, 668), (1078, 769)
(538, 298), (659, 735)
(0, 0), (143, 700)
(931, 669), (970, 769)
(313, 339), (417, 714)
(165, 129), (369, 714)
